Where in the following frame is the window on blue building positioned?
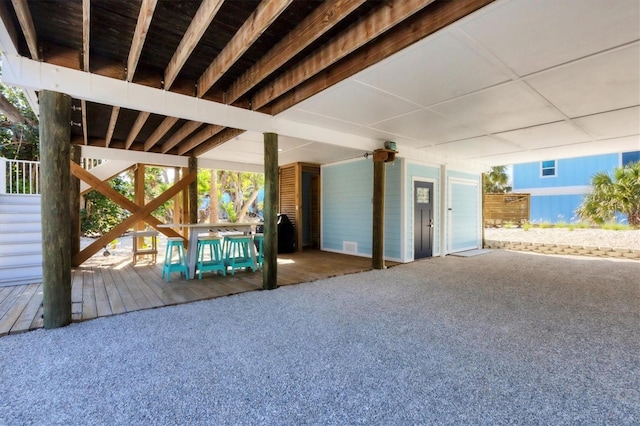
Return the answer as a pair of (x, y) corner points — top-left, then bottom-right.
(622, 151), (640, 166)
(541, 160), (556, 177)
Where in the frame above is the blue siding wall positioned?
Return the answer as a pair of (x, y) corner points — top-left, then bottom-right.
(513, 153), (619, 188)
(384, 161), (402, 260)
(530, 194), (585, 223)
(322, 158), (402, 259)
(405, 162), (440, 258)
(513, 153), (622, 224)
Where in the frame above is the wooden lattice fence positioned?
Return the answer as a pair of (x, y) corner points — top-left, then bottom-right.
(483, 193), (530, 227)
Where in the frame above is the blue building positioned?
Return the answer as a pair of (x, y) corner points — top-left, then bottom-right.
(512, 151), (640, 224)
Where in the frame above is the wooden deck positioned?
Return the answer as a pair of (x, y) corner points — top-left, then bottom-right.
(0, 250), (391, 336)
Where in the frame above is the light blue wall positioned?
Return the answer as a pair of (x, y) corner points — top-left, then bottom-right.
(322, 158), (402, 259)
(405, 162), (440, 258)
(513, 153), (622, 224)
(513, 153), (620, 188)
(529, 194), (586, 223)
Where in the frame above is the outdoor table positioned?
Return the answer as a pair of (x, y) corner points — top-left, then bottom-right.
(158, 222), (257, 279)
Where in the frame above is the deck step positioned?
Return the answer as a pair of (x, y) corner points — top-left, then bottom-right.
(0, 194), (43, 286)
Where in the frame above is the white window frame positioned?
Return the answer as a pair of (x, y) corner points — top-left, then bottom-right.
(540, 160), (556, 178)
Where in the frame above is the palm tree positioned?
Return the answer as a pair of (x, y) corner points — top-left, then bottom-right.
(577, 161), (640, 227)
(483, 166), (511, 193)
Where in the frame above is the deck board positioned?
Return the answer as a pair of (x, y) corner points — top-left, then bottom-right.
(10, 283), (42, 334)
(0, 250), (393, 336)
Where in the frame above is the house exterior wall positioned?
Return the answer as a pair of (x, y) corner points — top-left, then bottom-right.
(322, 157), (483, 263)
(513, 153), (621, 223)
(321, 158), (402, 261)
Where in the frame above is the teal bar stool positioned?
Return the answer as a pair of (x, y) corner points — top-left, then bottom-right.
(253, 233), (264, 270)
(196, 235), (226, 279)
(162, 237), (188, 282)
(224, 234), (256, 275)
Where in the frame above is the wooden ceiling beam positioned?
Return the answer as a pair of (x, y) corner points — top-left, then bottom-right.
(265, 0), (495, 116)
(82, 0), (89, 71)
(143, 116), (179, 151)
(197, 0), (293, 98)
(79, 0), (90, 146)
(226, 0), (366, 105)
(164, 0), (224, 90)
(127, 0), (158, 82)
(81, 99), (88, 145)
(10, 0), (39, 60)
(251, 0), (435, 111)
(192, 128), (245, 157)
(160, 120), (203, 153)
(125, 111), (151, 149)
(105, 106), (120, 148)
(177, 124), (225, 156)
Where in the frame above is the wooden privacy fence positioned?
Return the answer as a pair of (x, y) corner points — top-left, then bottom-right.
(483, 193), (530, 227)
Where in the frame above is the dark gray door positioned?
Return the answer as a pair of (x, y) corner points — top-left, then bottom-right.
(414, 181), (433, 259)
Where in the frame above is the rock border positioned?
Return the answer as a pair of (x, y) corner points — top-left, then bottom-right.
(484, 240), (640, 260)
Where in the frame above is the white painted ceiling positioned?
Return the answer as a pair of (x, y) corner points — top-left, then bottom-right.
(202, 0), (640, 168)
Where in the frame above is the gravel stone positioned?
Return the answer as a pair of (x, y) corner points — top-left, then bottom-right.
(485, 228), (640, 250)
(1, 250), (638, 425)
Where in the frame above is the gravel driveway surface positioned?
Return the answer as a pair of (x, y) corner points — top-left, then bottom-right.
(1, 250), (638, 425)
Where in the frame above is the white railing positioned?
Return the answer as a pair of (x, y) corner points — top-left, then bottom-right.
(1, 157), (107, 195)
(1, 157), (40, 195)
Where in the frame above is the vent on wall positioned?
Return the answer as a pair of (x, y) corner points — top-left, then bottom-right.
(343, 241), (358, 254)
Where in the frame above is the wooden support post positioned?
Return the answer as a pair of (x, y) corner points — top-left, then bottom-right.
(372, 155), (386, 270)
(181, 167), (189, 237)
(69, 145), (81, 258)
(40, 90), (72, 329)
(210, 169), (219, 223)
(188, 157), (198, 225)
(135, 163), (146, 248)
(263, 133), (278, 290)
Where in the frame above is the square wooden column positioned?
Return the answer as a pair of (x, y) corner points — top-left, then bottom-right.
(263, 133), (279, 290)
(40, 90), (72, 329)
(372, 149), (395, 269)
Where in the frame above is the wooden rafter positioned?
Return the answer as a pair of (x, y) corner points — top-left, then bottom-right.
(160, 120), (203, 153)
(82, 0), (89, 71)
(70, 161), (194, 265)
(143, 116), (179, 151)
(105, 106), (120, 148)
(177, 124), (224, 155)
(197, 0), (293, 98)
(125, 111), (151, 149)
(267, 0), (495, 115)
(127, 0), (158, 82)
(192, 127), (245, 157)
(164, 0), (223, 90)
(81, 99), (88, 145)
(251, 0), (434, 110)
(10, 0), (39, 60)
(225, 0), (366, 104)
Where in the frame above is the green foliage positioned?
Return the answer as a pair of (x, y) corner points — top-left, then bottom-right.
(483, 166), (512, 193)
(0, 81), (39, 161)
(538, 222), (552, 229)
(577, 161), (640, 228)
(601, 222), (632, 231)
(200, 169), (264, 222)
(522, 222), (532, 231)
(81, 176), (131, 236)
